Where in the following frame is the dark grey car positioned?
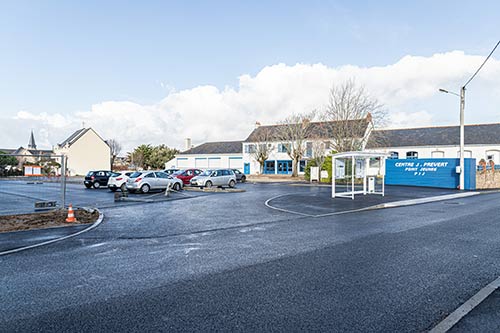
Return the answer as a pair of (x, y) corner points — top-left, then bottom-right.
(232, 169), (246, 182)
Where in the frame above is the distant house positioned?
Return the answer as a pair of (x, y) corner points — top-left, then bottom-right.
(54, 128), (111, 176)
(365, 123), (500, 163)
(1, 130), (53, 167)
(166, 141), (243, 170)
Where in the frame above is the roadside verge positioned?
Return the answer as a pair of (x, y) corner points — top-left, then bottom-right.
(0, 209), (104, 256)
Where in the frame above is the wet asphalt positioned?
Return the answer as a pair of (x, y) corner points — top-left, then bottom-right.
(0, 182), (499, 332)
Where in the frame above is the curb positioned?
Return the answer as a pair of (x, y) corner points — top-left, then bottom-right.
(0, 209), (104, 256)
(429, 276), (500, 333)
(184, 187), (245, 193)
(265, 192), (480, 218)
(369, 192), (479, 210)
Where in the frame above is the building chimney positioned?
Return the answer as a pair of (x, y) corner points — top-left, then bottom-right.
(185, 138), (192, 151)
(255, 121), (261, 129)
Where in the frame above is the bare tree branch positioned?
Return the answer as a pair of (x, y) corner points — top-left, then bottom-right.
(277, 111), (316, 177)
(107, 139), (122, 170)
(323, 79), (387, 152)
(249, 127), (274, 174)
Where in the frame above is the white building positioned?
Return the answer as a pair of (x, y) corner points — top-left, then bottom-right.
(365, 123), (500, 164)
(242, 118), (372, 175)
(54, 128), (111, 176)
(166, 141), (244, 170)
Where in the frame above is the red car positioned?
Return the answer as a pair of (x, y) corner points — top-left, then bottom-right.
(173, 169), (203, 185)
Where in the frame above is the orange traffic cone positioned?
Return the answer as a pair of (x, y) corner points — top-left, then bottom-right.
(65, 204), (77, 223)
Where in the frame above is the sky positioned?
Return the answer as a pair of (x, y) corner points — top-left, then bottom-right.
(1, 0), (499, 153)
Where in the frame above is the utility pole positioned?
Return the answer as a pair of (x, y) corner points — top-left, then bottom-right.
(459, 86), (465, 190)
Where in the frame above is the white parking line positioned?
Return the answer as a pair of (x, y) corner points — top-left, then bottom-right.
(429, 276), (500, 333)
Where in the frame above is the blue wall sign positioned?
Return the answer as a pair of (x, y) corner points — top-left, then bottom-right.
(385, 158), (476, 190)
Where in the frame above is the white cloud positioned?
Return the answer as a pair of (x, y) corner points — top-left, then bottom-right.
(3, 51), (500, 152)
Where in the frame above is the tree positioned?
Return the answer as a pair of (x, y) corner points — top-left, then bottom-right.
(149, 145), (179, 169)
(323, 79), (387, 152)
(0, 151), (19, 176)
(108, 139), (122, 170)
(250, 127), (274, 174)
(277, 111), (316, 177)
(127, 144), (179, 170)
(311, 140), (329, 169)
(128, 144), (153, 170)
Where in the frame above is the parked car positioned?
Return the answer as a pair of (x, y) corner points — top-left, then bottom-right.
(107, 171), (134, 192)
(232, 169), (246, 182)
(126, 171), (183, 193)
(172, 168), (203, 185)
(190, 169), (237, 188)
(164, 168), (180, 176)
(84, 170), (113, 189)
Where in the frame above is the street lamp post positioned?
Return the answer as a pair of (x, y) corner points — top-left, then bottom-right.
(459, 86), (465, 190)
(439, 40), (500, 191)
(439, 87), (465, 190)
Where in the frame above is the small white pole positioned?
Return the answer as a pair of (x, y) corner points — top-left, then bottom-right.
(332, 157), (336, 198)
(351, 156), (355, 200)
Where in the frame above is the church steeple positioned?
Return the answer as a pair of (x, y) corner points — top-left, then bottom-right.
(28, 130), (37, 150)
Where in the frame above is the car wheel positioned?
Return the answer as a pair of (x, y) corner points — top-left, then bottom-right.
(85, 184), (92, 189)
(120, 183), (127, 192)
(173, 182), (181, 191)
(109, 187), (117, 192)
(93, 182), (101, 189)
(140, 184), (150, 193)
(205, 181), (213, 188)
(241, 175), (246, 183)
(229, 180), (236, 188)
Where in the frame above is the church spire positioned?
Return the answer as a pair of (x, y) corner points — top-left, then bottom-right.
(28, 130), (37, 150)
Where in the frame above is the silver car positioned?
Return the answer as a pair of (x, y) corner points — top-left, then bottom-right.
(126, 171), (183, 193)
(190, 169), (237, 188)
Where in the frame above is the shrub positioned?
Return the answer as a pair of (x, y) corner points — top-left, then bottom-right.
(304, 155), (332, 183)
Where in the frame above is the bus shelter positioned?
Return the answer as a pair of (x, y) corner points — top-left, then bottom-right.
(332, 151), (388, 200)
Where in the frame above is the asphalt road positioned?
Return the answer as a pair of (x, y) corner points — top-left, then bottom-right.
(1, 183), (499, 332)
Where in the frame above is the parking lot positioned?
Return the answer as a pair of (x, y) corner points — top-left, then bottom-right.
(1, 180), (499, 332)
(0, 179), (213, 215)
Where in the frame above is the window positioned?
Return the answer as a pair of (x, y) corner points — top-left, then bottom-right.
(305, 142), (313, 157)
(222, 170), (230, 176)
(323, 141), (331, 150)
(278, 143), (291, 153)
(369, 157), (380, 168)
(389, 151), (399, 159)
(244, 144), (256, 153)
(145, 173), (155, 178)
(431, 151), (444, 158)
(406, 151), (418, 159)
(299, 160), (306, 173)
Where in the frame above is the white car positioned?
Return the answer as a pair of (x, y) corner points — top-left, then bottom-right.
(190, 169), (237, 188)
(126, 171), (183, 193)
(107, 171), (133, 192)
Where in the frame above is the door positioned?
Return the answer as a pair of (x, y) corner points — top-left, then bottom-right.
(213, 170), (224, 186)
(155, 172), (169, 189)
(144, 172), (157, 189)
(244, 163), (250, 175)
(264, 161), (275, 174)
(277, 161), (292, 174)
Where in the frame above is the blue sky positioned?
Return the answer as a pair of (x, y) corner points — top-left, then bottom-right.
(1, 1), (499, 151)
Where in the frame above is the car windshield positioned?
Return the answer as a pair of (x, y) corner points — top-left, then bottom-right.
(129, 172), (142, 178)
(200, 170), (213, 176)
(86, 171), (94, 176)
(172, 170), (183, 176)
(111, 172), (121, 177)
